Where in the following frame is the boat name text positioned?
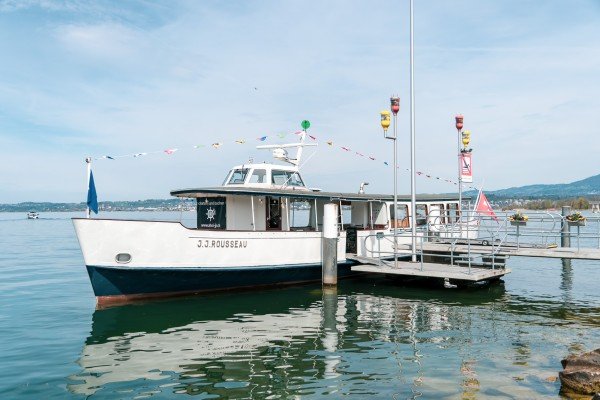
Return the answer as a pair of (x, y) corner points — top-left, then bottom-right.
(197, 239), (248, 249)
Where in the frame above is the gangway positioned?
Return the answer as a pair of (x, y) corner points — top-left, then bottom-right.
(348, 254), (510, 284)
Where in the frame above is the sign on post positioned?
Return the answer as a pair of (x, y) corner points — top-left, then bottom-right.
(460, 153), (473, 183)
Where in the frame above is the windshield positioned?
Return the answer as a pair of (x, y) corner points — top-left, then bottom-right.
(227, 168), (250, 184)
(272, 170), (305, 187)
(249, 169), (267, 183)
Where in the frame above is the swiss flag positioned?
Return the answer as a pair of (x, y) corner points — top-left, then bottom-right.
(475, 191), (498, 222)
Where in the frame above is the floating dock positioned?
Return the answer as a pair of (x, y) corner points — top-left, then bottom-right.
(348, 255), (510, 283)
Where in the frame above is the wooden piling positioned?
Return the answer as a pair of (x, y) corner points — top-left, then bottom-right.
(561, 206), (571, 248)
(322, 203), (338, 286)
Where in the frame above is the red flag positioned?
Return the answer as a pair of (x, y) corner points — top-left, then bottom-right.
(475, 191), (498, 222)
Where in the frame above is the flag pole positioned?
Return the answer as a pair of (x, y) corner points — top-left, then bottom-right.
(409, 0), (417, 263)
(86, 157), (91, 219)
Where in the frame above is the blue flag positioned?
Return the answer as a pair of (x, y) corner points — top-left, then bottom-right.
(87, 170), (98, 214)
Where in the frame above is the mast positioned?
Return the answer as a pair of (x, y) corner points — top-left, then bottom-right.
(256, 120), (316, 169)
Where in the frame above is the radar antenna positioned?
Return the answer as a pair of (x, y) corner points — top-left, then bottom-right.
(256, 120), (317, 169)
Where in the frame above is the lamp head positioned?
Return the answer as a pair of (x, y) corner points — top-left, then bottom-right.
(455, 114), (464, 131)
(380, 110), (391, 132)
(462, 130), (471, 148)
(390, 97), (400, 115)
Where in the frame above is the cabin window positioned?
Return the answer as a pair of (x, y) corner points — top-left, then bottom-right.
(340, 201), (351, 228)
(370, 202), (388, 229)
(227, 169), (250, 184)
(289, 199), (313, 230)
(430, 204), (446, 225)
(249, 169), (267, 183)
(447, 203), (459, 222)
(272, 170), (305, 187)
(416, 204), (428, 226)
(389, 204), (409, 228)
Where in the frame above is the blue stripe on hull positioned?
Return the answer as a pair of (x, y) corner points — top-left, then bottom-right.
(86, 263), (355, 297)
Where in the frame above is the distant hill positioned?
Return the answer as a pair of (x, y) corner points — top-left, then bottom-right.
(476, 173), (600, 199)
(0, 198), (194, 213)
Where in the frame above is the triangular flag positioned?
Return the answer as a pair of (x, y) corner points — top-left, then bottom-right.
(235, 139), (246, 144)
(164, 148), (178, 155)
(475, 191), (498, 222)
(326, 141), (333, 146)
(87, 170), (98, 215)
(257, 136), (267, 141)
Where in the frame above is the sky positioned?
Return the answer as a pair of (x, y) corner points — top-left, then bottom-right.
(0, 0), (598, 203)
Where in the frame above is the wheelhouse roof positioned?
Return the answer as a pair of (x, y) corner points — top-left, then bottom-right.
(170, 186), (467, 202)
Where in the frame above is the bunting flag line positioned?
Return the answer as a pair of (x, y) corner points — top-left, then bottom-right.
(90, 127), (477, 190)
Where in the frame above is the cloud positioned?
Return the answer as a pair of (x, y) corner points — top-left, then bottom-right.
(56, 23), (142, 60)
(0, 0), (599, 202)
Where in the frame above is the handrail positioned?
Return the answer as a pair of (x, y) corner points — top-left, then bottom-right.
(359, 210), (600, 271)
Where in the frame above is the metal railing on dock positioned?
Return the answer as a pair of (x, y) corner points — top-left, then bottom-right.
(359, 209), (600, 274)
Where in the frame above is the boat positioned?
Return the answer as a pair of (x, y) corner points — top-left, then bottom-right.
(27, 211), (39, 219)
(73, 131), (469, 306)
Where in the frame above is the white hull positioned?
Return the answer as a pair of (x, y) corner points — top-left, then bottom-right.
(72, 218), (347, 269)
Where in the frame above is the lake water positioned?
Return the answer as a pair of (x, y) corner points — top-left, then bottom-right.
(1, 211), (600, 399)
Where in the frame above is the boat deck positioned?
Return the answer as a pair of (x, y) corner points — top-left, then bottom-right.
(348, 255), (510, 282)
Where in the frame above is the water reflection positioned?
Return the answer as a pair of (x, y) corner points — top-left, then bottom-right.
(68, 279), (600, 398)
(560, 258), (573, 293)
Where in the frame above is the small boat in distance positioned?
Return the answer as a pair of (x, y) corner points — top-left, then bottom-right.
(27, 211), (39, 219)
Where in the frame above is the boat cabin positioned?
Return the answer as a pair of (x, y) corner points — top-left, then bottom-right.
(171, 173), (465, 257)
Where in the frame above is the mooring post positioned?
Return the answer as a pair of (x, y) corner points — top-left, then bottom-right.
(322, 203), (339, 286)
(561, 206), (571, 248)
